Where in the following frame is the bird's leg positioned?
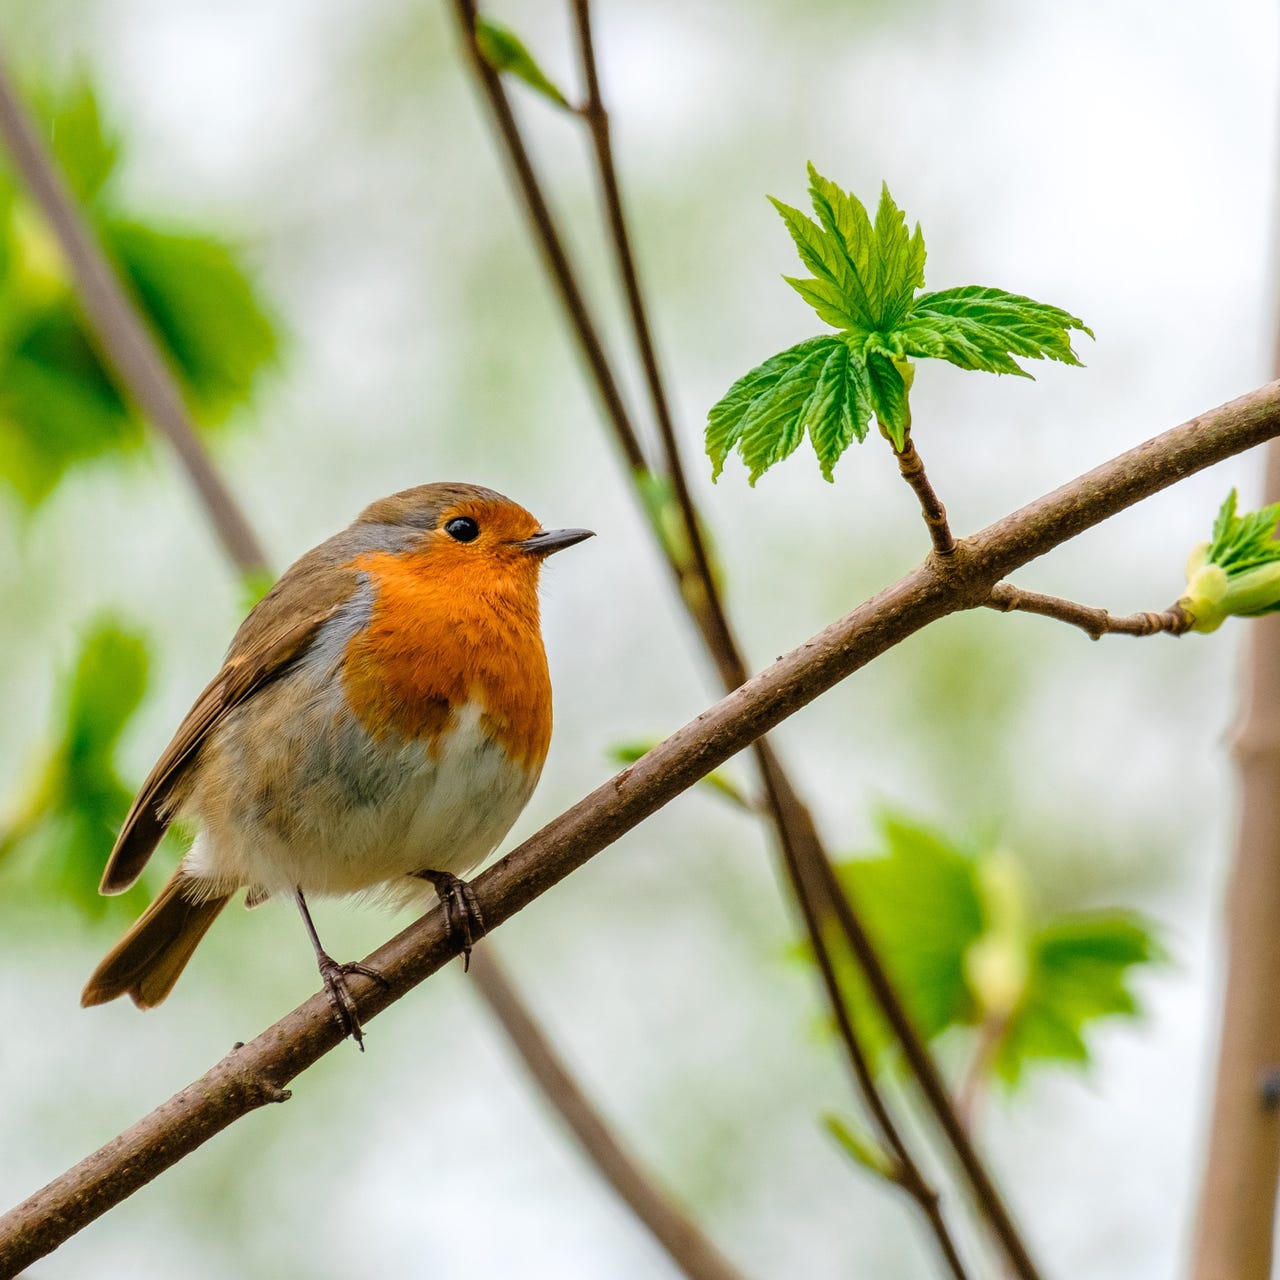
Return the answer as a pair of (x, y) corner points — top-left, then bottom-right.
(412, 870), (487, 970)
(294, 888), (387, 1051)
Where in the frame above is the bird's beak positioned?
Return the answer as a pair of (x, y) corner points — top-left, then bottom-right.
(516, 527), (595, 556)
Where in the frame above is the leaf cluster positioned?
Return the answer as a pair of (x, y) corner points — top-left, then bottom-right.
(827, 814), (1159, 1087)
(0, 77), (279, 506)
(707, 165), (1090, 482)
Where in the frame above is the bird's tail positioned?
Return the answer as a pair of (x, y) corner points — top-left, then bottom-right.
(81, 870), (231, 1009)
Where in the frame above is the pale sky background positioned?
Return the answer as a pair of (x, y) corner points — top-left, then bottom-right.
(0, 2), (1277, 1277)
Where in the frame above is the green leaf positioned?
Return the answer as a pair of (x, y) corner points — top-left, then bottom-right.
(474, 17), (571, 110)
(865, 353), (911, 449)
(0, 322), (138, 504)
(0, 618), (153, 916)
(736, 345), (835, 483)
(872, 184), (926, 331)
(803, 341), (873, 481)
(903, 286), (1091, 375)
(709, 166), (1090, 484)
(823, 1113), (899, 1183)
(832, 815), (985, 1060)
(16, 78), (120, 206)
(824, 815), (1160, 1091)
(802, 168), (877, 327)
(104, 221), (279, 424)
(993, 913), (1160, 1084)
(781, 275), (864, 330)
(706, 336), (837, 480)
(0, 76), (281, 508)
(1206, 489), (1280, 574)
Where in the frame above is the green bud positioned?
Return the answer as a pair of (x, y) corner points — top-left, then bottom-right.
(1180, 562), (1229, 633)
(964, 851), (1030, 1019)
(1178, 491), (1280, 632)
(1222, 560), (1280, 619)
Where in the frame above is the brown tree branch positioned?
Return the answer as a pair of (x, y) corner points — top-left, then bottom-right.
(4, 377), (1277, 1276)
(0, 52), (269, 577)
(985, 584), (1191, 639)
(0, 58), (731, 1280)
(894, 435), (957, 556)
(468, 950), (747, 1280)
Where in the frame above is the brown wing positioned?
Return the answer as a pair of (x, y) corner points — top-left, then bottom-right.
(100, 554), (361, 895)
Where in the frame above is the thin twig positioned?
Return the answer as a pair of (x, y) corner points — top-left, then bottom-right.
(751, 749), (969, 1280)
(894, 436), (956, 556)
(448, 0), (647, 473)
(568, 0), (738, 664)
(469, 951), (746, 1280)
(0, 59), (717, 1280)
(956, 1015), (1008, 1136)
(985, 584), (1191, 639)
(0, 52), (268, 577)
(4, 377), (1277, 1274)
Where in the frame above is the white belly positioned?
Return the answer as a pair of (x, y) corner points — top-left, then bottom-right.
(183, 691), (540, 906)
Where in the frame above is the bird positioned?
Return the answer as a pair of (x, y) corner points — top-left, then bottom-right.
(81, 482), (593, 1046)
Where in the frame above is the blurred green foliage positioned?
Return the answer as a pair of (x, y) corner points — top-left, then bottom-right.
(830, 813), (1160, 1088)
(0, 617), (154, 916)
(0, 76), (278, 506)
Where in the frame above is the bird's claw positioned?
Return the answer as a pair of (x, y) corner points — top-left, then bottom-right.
(414, 870), (487, 970)
(316, 954), (387, 1051)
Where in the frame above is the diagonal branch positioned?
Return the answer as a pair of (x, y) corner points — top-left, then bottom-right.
(0, 52), (268, 577)
(0, 57), (735, 1280)
(4, 375), (1276, 1276)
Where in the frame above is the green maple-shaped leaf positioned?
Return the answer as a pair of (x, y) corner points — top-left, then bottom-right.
(707, 165), (1091, 483)
(825, 814), (1159, 1090)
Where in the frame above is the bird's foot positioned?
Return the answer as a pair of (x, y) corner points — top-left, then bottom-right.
(413, 870), (487, 970)
(315, 953), (388, 1051)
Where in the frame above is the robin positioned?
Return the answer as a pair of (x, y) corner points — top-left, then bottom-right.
(81, 482), (592, 1046)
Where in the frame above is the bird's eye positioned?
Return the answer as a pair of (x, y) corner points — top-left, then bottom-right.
(444, 516), (480, 543)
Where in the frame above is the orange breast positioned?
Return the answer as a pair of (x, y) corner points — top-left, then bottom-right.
(341, 548), (552, 770)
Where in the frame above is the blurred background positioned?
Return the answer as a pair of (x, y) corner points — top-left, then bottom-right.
(0, 1), (1274, 1276)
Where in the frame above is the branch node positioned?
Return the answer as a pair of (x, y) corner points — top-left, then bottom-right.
(1258, 1067), (1280, 1112)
